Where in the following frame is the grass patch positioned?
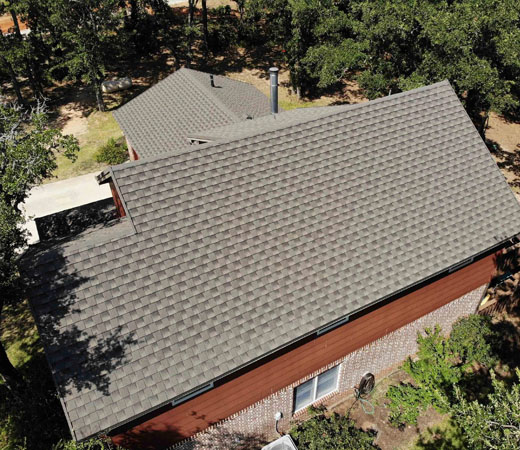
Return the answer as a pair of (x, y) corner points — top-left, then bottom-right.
(279, 97), (332, 110)
(51, 111), (123, 182)
(410, 418), (465, 450)
(1, 300), (41, 369)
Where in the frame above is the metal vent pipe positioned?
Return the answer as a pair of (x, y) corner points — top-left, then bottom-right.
(269, 67), (279, 114)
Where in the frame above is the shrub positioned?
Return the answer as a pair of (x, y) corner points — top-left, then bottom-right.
(449, 315), (499, 368)
(386, 316), (503, 428)
(289, 405), (379, 449)
(387, 383), (428, 428)
(386, 326), (459, 428)
(95, 138), (128, 165)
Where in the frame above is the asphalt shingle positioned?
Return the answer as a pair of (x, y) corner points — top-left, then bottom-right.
(26, 81), (520, 441)
(113, 68), (272, 158)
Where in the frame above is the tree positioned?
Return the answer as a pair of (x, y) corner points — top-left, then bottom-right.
(0, 36), (25, 106)
(0, 102), (78, 390)
(246, 0), (316, 98)
(351, 0), (520, 128)
(49, 0), (122, 112)
(201, 0), (209, 56)
(452, 369), (520, 450)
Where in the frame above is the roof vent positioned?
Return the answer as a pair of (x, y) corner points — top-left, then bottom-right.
(269, 67), (279, 114)
(262, 435), (298, 450)
(210, 74), (215, 88)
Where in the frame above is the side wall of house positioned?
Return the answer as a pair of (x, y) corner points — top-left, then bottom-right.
(109, 181), (126, 218)
(111, 254), (496, 450)
(173, 283), (486, 450)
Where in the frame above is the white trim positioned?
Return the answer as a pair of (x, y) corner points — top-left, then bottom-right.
(293, 364), (341, 413)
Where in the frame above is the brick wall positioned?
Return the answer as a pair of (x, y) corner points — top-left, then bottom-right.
(169, 284), (486, 450)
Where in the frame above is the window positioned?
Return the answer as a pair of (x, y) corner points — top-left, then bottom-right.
(293, 365), (340, 412)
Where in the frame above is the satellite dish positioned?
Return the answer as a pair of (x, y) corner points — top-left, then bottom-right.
(356, 372), (375, 398)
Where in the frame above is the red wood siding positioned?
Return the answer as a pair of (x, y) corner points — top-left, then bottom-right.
(112, 253), (497, 449)
(109, 180), (126, 218)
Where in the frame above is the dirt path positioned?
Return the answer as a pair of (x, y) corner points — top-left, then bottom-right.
(60, 104), (89, 136)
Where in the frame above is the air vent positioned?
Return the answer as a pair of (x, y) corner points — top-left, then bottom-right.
(262, 435), (298, 450)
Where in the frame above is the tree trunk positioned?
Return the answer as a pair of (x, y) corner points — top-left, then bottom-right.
(201, 0), (209, 56)
(94, 82), (106, 112)
(189, 0), (195, 25)
(10, 9), (42, 99)
(1, 55), (25, 106)
(130, 0), (139, 25)
(186, 0), (196, 68)
(479, 111), (490, 139)
(10, 9), (22, 37)
(0, 339), (23, 392)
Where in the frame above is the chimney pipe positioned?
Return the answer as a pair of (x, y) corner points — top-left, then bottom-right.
(269, 67), (279, 114)
(210, 74), (215, 88)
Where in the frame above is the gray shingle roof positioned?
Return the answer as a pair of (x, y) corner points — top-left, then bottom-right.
(113, 68), (272, 158)
(26, 81), (520, 441)
(187, 105), (351, 142)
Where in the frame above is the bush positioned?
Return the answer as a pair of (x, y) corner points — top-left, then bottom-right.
(386, 326), (459, 428)
(95, 138), (128, 165)
(289, 405), (379, 449)
(386, 316), (503, 428)
(449, 315), (499, 368)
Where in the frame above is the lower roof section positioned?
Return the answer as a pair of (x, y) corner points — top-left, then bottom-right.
(110, 252), (497, 449)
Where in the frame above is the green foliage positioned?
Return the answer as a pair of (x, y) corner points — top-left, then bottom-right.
(289, 405), (379, 449)
(245, 0), (520, 120)
(386, 318), (501, 428)
(452, 368), (520, 450)
(207, 6), (237, 52)
(387, 383), (427, 427)
(0, 103), (78, 297)
(302, 39), (365, 89)
(412, 418), (466, 450)
(356, 71), (390, 99)
(95, 137), (128, 165)
(48, 0), (122, 111)
(386, 315), (507, 429)
(386, 327), (457, 427)
(0, 102), (78, 391)
(449, 315), (499, 368)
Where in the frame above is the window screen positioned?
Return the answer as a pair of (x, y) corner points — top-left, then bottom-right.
(316, 365), (339, 399)
(293, 365), (340, 412)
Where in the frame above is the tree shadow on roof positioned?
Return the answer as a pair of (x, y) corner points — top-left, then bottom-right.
(22, 237), (136, 398)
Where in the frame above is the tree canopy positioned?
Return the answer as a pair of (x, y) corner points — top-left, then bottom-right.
(0, 102), (78, 389)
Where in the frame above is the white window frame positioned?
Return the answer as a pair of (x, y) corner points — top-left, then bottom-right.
(293, 364), (341, 413)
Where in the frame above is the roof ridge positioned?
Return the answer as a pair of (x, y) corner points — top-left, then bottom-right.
(184, 68), (242, 121)
(111, 80), (452, 173)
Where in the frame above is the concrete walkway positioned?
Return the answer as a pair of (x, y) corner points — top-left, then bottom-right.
(22, 172), (112, 244)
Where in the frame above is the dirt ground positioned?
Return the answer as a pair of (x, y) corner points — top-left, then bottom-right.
(327, 370), (445, 450)
(0, 13), (28, 34)
(487, 113), (520, 200)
